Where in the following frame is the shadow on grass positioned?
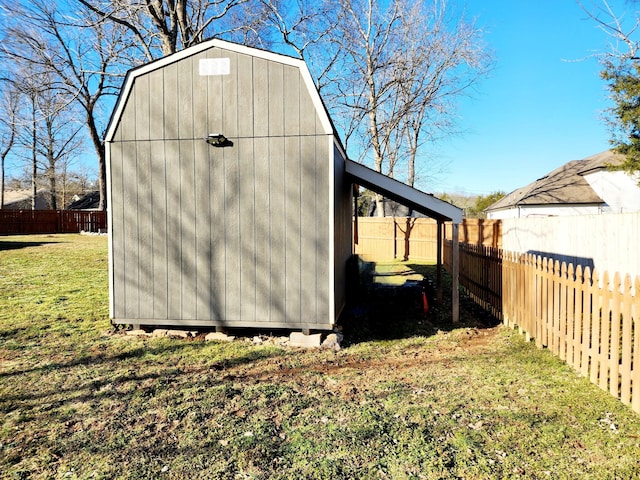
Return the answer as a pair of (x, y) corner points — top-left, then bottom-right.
(0, 337), (281, 381)
(340, 259), (499, 345)
(0, 340), (284, 413)
(0, 240), (60, 251)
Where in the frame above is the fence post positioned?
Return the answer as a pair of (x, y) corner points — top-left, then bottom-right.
(632, 277), (640, 413)
(452, 223), (459, 323)
(437, 220), (443, 303)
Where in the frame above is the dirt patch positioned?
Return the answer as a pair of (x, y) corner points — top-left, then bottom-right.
(233, 326), (502, 387)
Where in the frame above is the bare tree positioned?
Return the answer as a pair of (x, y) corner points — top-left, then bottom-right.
(17, 77), (42, 210)
(36, 86), (85, 210)
(394, 0), (492, 188)
(252, 0), (342, 91)
(326, 0), (492, 215)
(578, 0), (640, 63)
(4, 65), (84, 210)
(1, 0), (130, 210)
(0, 80), (20, 208)
(73, 0), (266, 59)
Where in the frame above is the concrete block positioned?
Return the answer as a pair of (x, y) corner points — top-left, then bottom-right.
(205, 332), (236, 342)
(321, 333), (343, 352)
(289, 331), (322, 348)
(126, 329), (150, 337)
(166, 329), (191, 339)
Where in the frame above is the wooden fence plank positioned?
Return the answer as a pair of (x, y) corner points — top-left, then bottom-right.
(621, 275), (633, 406)
(610, 273), (622, 398)
(572, 265), (584, 372)
(590, 270), (601, 385)
(632, 277), (640, 413)
(559, 262), (568, 361)
(599, 271), (612, 391)
(581, 267), (593, 378)
(535, 256), (543, 347)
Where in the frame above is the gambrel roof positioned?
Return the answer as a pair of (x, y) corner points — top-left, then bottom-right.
(105, 38), (335, 143)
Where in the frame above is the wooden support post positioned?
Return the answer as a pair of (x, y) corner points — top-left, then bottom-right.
(452, 223), (460, 323)
(436, 220), (443, 303)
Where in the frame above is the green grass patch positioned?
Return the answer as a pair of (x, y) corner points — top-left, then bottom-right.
(2, 235), (640, 479)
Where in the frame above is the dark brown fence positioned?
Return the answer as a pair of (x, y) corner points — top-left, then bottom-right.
(0, 210), (107, 235)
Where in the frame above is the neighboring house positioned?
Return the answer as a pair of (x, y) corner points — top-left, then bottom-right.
(105, 38), (462, 331)
(67, 191), (100, 210)
(2, 189), (51, 210)
(485, 150), (640, 219)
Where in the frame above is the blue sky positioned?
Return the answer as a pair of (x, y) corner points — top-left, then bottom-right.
(431, 0), (628, 195)
(5, 0), (630, 196)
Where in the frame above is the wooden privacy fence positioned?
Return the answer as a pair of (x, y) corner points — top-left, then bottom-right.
(355, 217), (439, 261)
(502, 253), (640, 413)
(355, 217), (501, 262)
(0, 210), (107, 235)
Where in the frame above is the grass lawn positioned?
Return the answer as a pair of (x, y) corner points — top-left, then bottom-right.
(1, 234), (640, 479)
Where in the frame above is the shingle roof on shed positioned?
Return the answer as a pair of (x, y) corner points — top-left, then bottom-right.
(486, 150), (625, 212)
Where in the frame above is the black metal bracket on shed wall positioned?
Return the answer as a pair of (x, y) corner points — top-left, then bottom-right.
(206, 133), (234, 147)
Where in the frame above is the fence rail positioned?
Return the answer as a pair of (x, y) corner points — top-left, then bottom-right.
(0, 210), (107, 235)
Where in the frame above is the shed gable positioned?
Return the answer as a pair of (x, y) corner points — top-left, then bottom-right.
(110, 47), (324, 143)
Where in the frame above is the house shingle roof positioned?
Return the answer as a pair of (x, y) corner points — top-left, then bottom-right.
(486, 150), (625, 212)
(67, 191), (100, 210)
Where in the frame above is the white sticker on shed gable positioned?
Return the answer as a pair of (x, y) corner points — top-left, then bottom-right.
(199, 58), (230, 76)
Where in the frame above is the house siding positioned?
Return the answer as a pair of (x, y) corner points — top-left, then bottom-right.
(108, 45), (336, 329)
(487, 204), (603, 219)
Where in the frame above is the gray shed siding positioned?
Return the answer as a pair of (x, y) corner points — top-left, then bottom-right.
(108, 43), (344, 329)
(333, 142), (352, 319)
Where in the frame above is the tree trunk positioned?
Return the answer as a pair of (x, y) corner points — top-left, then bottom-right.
(31, 110), (37, 210)
(0, 156), (4, 209)
(48, 167), (57, 210)
(85, 107), (107, 211)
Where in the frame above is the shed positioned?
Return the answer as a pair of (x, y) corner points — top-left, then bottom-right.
(105, 38), (462, 331)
